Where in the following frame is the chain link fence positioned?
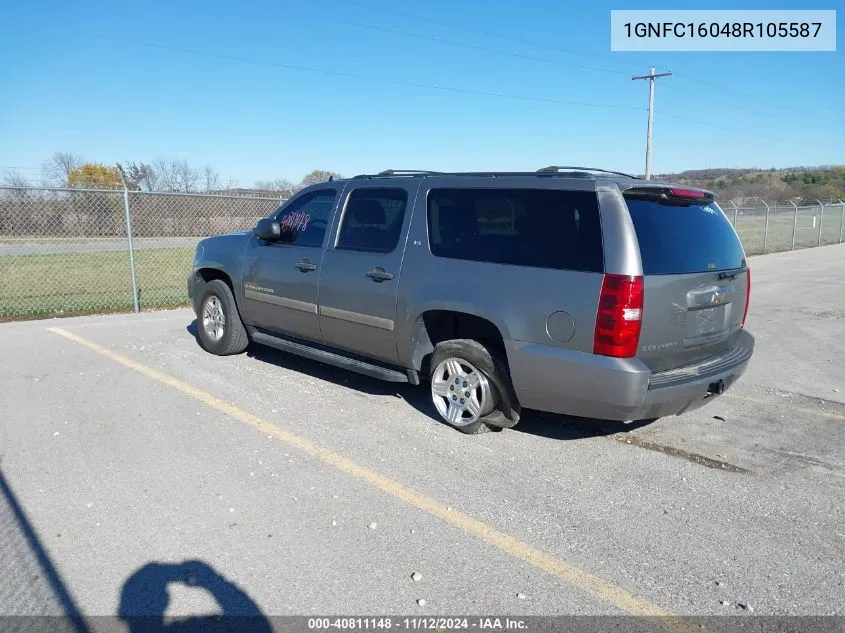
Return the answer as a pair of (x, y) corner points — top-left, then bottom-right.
(0, 187), (282, 320)
(1, 185), (844, 321)
(723, 200), (845, 255)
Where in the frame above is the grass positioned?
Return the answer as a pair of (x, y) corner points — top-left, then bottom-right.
(0, 247), (194, 320)
(732, 209), (844, 255)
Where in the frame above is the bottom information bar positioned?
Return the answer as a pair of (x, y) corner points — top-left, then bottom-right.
(0, 616), (842, 633)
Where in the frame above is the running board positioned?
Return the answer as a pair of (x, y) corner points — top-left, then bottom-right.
(250, 330), (410, 383)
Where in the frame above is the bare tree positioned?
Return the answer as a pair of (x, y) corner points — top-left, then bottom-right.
(203, 165), (220, 192)
(152, 158), (200, 192)
(297, 169), (343, 190)
(120, 161), (158, 191)
(255, 178), (296, 196)
(1, 169), (31, 188)
(40, 152), (83, 187)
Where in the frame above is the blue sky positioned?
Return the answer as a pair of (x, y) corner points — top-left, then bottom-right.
(0, 0), (841, 186)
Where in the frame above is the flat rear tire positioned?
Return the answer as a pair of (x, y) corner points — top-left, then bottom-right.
(429, 339), (518, 434)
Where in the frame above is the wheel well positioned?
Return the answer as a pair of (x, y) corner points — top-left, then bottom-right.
(196, 267), (235, 295)
(412, 310), (507, 377)
(194, 268), (239, 310)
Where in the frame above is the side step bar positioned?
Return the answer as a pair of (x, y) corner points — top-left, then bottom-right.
(250, 330), (411, 383)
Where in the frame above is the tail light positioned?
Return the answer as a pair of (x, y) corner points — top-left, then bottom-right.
(741, 268), (751, 328)
(668, 188), (706, 199)
(593, 274), (644, 358)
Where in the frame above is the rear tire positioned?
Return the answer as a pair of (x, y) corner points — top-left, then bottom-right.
(429, 339), (518, 435)
(196, 279), (249, 356)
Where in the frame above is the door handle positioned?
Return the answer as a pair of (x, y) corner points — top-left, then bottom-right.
(296, 259), (317, 272)
(366, 268), (394, 282)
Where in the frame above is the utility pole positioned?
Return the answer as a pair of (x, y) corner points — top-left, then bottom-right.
(632, 66), (672, 180)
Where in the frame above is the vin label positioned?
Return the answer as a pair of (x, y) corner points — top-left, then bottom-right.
(610, 10), (836, 51)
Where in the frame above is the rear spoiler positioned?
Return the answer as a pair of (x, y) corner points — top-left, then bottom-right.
(622, 185), (716, 206)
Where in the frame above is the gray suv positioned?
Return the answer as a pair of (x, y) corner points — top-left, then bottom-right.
(188, 167), (754, 434)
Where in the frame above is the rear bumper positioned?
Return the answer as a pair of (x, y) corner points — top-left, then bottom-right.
(505, 329), (755, 421)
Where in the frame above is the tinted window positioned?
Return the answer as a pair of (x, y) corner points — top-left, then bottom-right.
(273, 189), (336, 247)
(427, 188), (604, 273)
(624, 198), (745, 274)
(336, 188), (409, 253)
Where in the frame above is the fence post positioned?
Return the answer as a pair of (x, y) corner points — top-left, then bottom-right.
(117, 166), (140, 313)
(840, 200), (844, 244)
(731, 201), (738, 227)
(817, 199), (824, 246)
(791, 201), (798, 250)
(762, 201), (770, 253)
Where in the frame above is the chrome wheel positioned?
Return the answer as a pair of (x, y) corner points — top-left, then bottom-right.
(202, 296), (226, 342)
(431, 357), (493, 427)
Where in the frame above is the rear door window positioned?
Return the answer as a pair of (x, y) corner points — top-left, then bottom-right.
(427, 188), (604, 273)
(624, 198), (746, 274)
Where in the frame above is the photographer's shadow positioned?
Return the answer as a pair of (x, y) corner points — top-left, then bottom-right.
(118, 559), (272, 633)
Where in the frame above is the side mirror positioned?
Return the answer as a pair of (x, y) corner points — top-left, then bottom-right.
(253, 218), (281, 241)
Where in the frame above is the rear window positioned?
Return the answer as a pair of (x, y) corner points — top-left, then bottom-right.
(624, 198), (746, 274)
(427, 188), (604, 273)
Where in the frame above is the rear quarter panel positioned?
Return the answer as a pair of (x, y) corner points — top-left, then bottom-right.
(394, 177), (608, 369)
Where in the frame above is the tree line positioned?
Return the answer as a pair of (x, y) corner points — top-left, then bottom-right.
(652, 166), (845, 204)
(6, 153), (843, 203)
(1, 152), (343, 196)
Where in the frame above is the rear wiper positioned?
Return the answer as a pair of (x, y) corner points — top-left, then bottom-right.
(717, 268), (746, 281)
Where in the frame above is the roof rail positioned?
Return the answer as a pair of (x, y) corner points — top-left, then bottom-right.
(349, 168), (641, 180)
(537, 166), (640, 179)
(379, 169), (443, 176)
(352, 169), (444, 179)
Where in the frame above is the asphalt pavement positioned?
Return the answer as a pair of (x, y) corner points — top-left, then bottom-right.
(0, 244), (843, 626)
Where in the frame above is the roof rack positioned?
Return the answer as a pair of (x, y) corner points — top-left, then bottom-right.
(352, 170), (444, 179)
(537, 166), (641, 179)
(350, 167), (641, 180)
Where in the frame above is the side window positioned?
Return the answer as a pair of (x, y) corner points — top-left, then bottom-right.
(336, 188), (409, 253)
(427, 188), (604, 273)
(272, 189), (337, 247)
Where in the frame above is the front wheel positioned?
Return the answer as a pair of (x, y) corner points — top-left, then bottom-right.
(196, 279), (249, 356)
(429, 339), (519, 434)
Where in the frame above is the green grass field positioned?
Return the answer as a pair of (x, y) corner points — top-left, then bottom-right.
(0, 247), (195, 320)
(1, 209), (843, 321)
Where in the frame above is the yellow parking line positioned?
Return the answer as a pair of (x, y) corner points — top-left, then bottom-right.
(48, 326), (702, 630)
(724, 393), (845, 421)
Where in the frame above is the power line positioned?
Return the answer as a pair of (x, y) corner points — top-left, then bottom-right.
(333, 0), (633, 70)
(656, 111), (776, 140)
(659, 84), (779, 121)
(671, 72), (803, 116)
(123, 39), (643, 112)
(121, 40), (799, 144)
(326, 17), (630, 76)
(332, 0), (824, 127)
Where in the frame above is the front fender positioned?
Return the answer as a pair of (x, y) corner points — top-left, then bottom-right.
(189, 232), (251, 311)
